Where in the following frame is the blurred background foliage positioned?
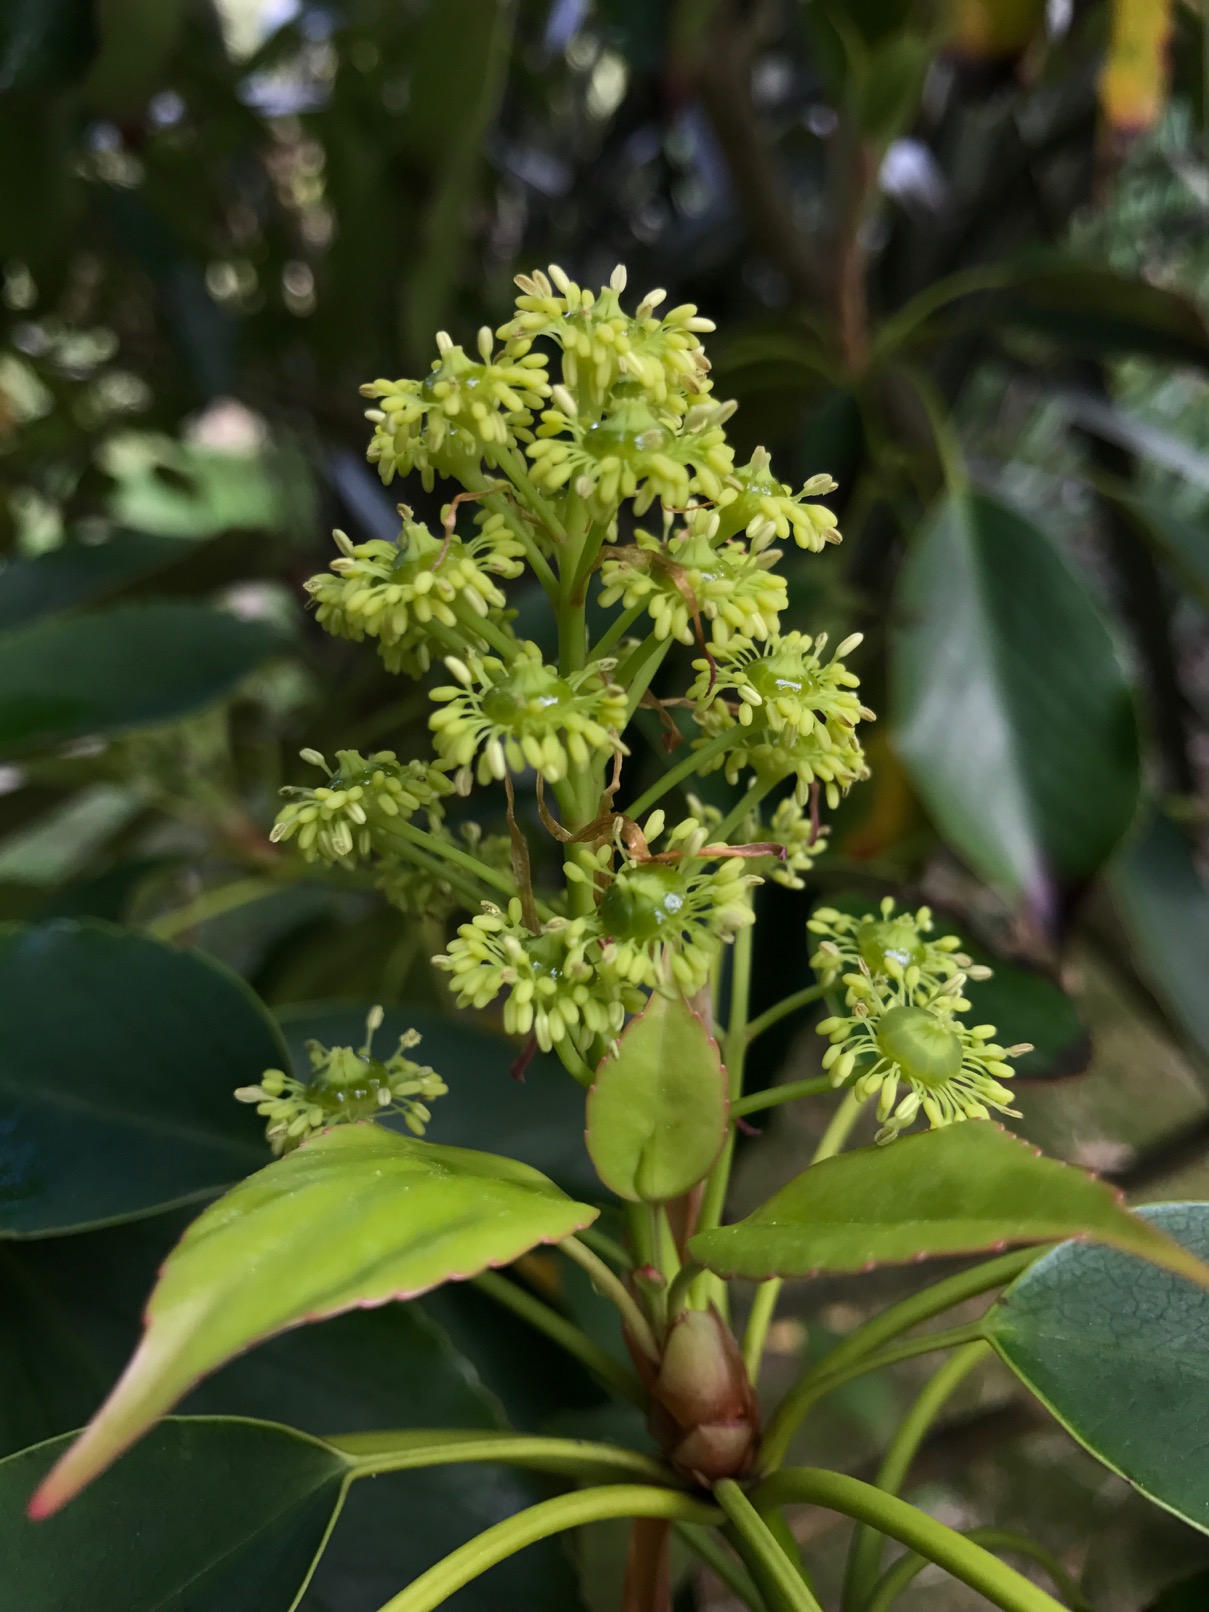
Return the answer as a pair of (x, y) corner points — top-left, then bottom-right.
(4, 0), (1209, 1609)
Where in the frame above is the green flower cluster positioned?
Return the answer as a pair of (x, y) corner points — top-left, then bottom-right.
(270, 748), (451, 865)
(690, 631), (874, 806)
(686, 792), (827, 890)
(235, 1007), (447, 1154)
(305, 513), (523, 676)
(716, 447), (841, 552)
(809, 904), (1030, 1143)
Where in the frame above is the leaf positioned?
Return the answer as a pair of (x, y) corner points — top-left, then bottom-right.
(6, 1419), (349, 1611)
(278, 1001), (600, 1200)
(1111, 492), (1209, 611)
(29, 1124), (597, 1516)
(0, 920), (283, 1237)
(889, 490), (1141, 915)
(0, 602), (286, 757)
(998, 261), (1209, 369)
(688, 1122), (1209, 1284)
(0, 1216), (585, 1611)
(0, 1214), (585, 1611)
(586, 992), (728, 1202)
(1108, 808), (1209, 1067)
(986, 1203), (1209, 1534)
(0, 0), (97, 92)
(0, 531), (199, 631)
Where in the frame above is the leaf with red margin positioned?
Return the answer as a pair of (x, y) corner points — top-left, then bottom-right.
(586, 990), (728, 1202)
(29, 1124), (597, 1519)
(688, 1122), (1209, 1284)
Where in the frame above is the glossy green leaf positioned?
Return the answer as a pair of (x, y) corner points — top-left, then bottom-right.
(889, 491), (1141, 911)
(0, 0), (96, 92)
(0, 602), (286, 757)
(30, 1124), (597, 1516)
(0, 920), (282, 1237)
(1109, 808), (1209, 1068)
(586, 991), (727, 1201)
(986, 1203), (1209, 1534)
(278, 1001), (599, 1200)
(0, 1215), (585, 1611)
(7, 1418), (348, 1611)
(689, 1122), (1209, 1283)
(0, 532), (198, 631)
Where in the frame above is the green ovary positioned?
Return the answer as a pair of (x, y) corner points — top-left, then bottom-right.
(482, 666), (572, 728)
(875, 1006), (961, 1088)
(599, 864), (687, 942)
(859, 917), (926, 976)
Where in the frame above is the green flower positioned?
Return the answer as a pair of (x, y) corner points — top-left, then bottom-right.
(683, 792), (827, 890)
(435, 898), (643, 1051)
(817, 970), (1031, 1143)
(429, 641), (627, 787)
(235, 1006), (447, 1154)
(716, 447), (840, 552)
(305, 513), (523, 676)
(689, 631), (874, 807)
(362, 327), (549, 488)
(807, 898), (986, 992)
(498, 263), (714, 413)
(569, 830), (758, 995)
(598, 510), (786, 646)
(270, 747), (451, 865)
(526, 382), (735, 522)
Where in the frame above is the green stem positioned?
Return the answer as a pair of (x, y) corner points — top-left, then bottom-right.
(715, 1480), (825, 1612)
(553, 1037), (595, 1089)
(495, 445), (568, 545)
(675, 1523), (767, 1610)
(619, 633), (672, 725)
(373, 1486), (719, 1612)
(577, 1226), (633, 1271)
(593, 599), (649, 661)
(754, 1471), (1067, 1612)
(148, 876), (279, 941)
(714, 778), (772, 845)
(732, 1077), (833, 1118)
(456, 603), (520, 661)
(745, 985), (828, 1046)
(481, 487), (559, 595)
(560, 1235), (660, 1361)
(843, 1342), (989, 1611)
(381, 818), (518, 904)
(473, 1271), (644, 1403)
(375, 828), (493, 914)
(760, 1245), (1039, 1469)
(743, 1092), (866, 1382)
(626, 727), (733, 821)
(332, 1429), (671, 1488)
(760, 1323), (986, 1471)
(865, 1528), (1092, 1612)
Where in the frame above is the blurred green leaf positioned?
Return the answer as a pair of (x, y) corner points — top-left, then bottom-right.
(278, 1002), (600, 1200)
(1110, 493), (1209, 609)
(986, 1203), (1209, 1534)
(29, 1125), (597, 1515)
(1108, 808), (1209, 1067)
(998, 262), (1209, 370)
(0, 920), (281, 1236)
(0, 0), (96, 93)
(889, 491), (1141, 915)
(0, 602), (287, 756)
(0, 532), (200, 630)
(7, 1418), (348, 1609)
(689, 1122), (1209, 1281)
(586, 992), (727, 1202)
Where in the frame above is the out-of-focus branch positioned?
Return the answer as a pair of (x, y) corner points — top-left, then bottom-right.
(691, 1), (826, 305)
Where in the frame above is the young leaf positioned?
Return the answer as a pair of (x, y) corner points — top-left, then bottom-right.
(28, 1125), (597, 1518)
(889, 491), (1141, 918)
(688, 1122), (1209, 1284)
(7, 1418), (348, 1612)
(0, 920), (283, 1237)
(985, 1204), (1209, 1535)
(586, 991), (727, 1202)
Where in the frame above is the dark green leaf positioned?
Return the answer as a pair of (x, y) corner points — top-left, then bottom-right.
(0, 0), (96, 93)
(1111, 493), (1209, 610)
(0, 602), (286, 756)
(889, 491), (1141, 911)
(689, 1123), (1209, 1282)
(586, 992), (727, 1201)
(986, 1203), (1209, 1535)
(9, 1418), (348, 1609)
(30, 1125), (597, 1515)
(278, 1002), (599, 1200)
(996, 262), (1209, 370)
(0, 533), (199, 631)
(0, 920), (281, 1237)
